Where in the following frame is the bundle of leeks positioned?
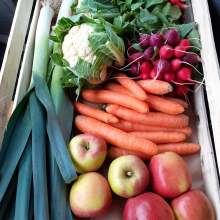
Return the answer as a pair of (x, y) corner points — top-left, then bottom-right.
(0, 0), (77, 219)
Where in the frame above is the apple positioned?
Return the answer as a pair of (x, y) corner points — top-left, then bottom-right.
(149, 152), (192, 199)
(108, 155), (150, 198)
(69, 172), (112, 218)
(124, 192), (175, 220)
(68, 133), (107, 173)
(171, 189), (215, 220)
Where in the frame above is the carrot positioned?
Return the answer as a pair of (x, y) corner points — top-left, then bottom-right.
(106, 104), (189, 128)
(164, 97), (189, 109)
(108, 119), (192, 136)
(114, 72), (147, 101)
(129, 131), (186, 144)
(74, 102), (119, 124)
(75, 115), (158, 155)
(108, 143), (200, 160)
(82, 90), (149, 114)
(104, 82), (184, 114)
(137, 80), (173, 95)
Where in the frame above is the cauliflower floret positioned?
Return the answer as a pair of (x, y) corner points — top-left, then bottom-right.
(62, 23), (96, 67)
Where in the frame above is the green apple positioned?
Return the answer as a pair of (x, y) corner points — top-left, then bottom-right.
(70, 172), (112, 218)
(108, 155), (150, 198)
(68, 133), (107, 173)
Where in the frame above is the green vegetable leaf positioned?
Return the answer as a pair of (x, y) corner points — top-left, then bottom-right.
(162, 2), (171, 17)
(151, 46), (159, 62)
(153, 11), (170, 27)
(140, 8), (158, 24)
(192, 61), (203, 82)
(131, 2), (144, 11)
(145, 0), (165, 9)
(169, 5), (181, 20)
(70, 0), (78, 13)
(125, 0), (133, 9)
(132, 43), (144, 52)
(186, 30), (202, 51)
(175, 22), (195, 39)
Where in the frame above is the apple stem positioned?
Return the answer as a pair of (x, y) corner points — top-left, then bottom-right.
(127, 171), (132, 177)
(86, 141), (89, 150)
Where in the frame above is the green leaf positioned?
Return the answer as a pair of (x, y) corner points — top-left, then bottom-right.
(169, 5), (181, 20)
(131, 2), (144, 11)
(153, 11), (170, 26)
(151, 46), (159, 61)
(125, 0), (133, 9)
(50, 53), (64, 67)
(175, 22), (195, 39)
(113, 16), (123, 28)
(192, 61), (203, 82)
(132, 43), (144, 52)
(186, 30), (202, 51)
(145, 0), (165, 9)
(70, 0), (78, 13)
(162, 2), (171, 17)
(140, 8), (158, 24)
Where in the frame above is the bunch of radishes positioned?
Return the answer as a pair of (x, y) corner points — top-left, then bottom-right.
(127, 29), (200, 97)
(166, 0), (188, 9)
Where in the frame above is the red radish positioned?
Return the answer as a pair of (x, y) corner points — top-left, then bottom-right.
(177, 2), (188, 9)
(164, 30), (180, 46)
(155, 59), (171, 73)
(159, 45), (174, 59)
(139, 35), (151, 49)
(178, 39), (190, 50)
(128, 43), (139, 54)
(170, 59), (181, 71)
(164, 72), (176, 82)
(176, 85), (190, 96)
(128, 52), (144, 64)
(143, 47), (154, 62)
(181, 52), (198, 66)
(150, 34), (164, 48)
(165, 90), (176, 97)
(157, 33), (163, 39)
(173, 78), (184, 87)
(177, 67), (195, 82)
(152, 56), (160, 67)
(133, 72), (151, 80)
(150, 68), (163, 80)
(131, 63), (141, 76)
(173, 46), (187, 58)
(186, 67), (194, 74)
(169, 0), (179, 5)
(140, 62), (153, 73)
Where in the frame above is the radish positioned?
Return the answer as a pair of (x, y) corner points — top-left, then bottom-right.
(177, 2), (188, 9)
(176, 85), (190, 96)
(164, 29), (180, 46)
(159, 45), (174, 59)
(177, 67), (195, 82)
(186, 66), (194, 74)
(181, 52), (198, 65)
(150, 68), (164, 80)
(139, 35), (150, 49)
(140, 62), (153, 73)
(173, 46), (186, 58)
(143, 47), (154, 62)
(157, 33), (163, 39)
(133, 72), (151, 80)
(169, 0), (179, 5)
(165, 90), (176, 97)
(170, 59), (181, 71)
(152, 56), (160, 66)
(178, 39), (190, 50)
(131, 63), (141, 76)
(128, 43), (139, 54)
(173, 77), (184, 87)
(164, 72), (176, 82)
(128, 52), (144, 64)
(150, 34), (164, 48)
(155, 59), (171, 73)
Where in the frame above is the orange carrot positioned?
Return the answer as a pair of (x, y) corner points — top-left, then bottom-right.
(104, 82), (184, 114)
(114, 72), (147, 101)
(106, 104), (189, 128)
(74, 102), (119, 124)
(75, 115), (158, 155)
(82, 90), (149, 114)
(129, 131), (186, 144)
(164, 97), (189, 109)
(137, 80), (173, 95)
(108, 143), (200, 160)
(108, 119), (192, 136)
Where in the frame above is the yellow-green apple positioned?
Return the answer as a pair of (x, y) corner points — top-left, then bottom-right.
(149, 152), (192, 199)
(69, 172), (112, 218)
(171, 189), (215, 220)
(124, 192), (175, 220)
(108, 155), (149, 198)
(68, 133), (107, 173)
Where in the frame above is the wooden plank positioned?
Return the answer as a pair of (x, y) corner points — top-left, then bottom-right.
(191, 0), (220, 176)
(0, 0), (34, 147)
(13, 0), (41, 110)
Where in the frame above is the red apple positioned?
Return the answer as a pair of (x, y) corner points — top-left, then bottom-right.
(171, 189), (215, 220)
(124, 192), (175, 220)
(149, 152), (192, 199)
(68, 133), (107, 173)
(69, 172), (112, 218)
(108, 155), (149, 198)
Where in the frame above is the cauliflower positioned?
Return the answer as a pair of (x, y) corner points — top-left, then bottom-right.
(62, 23), (96, 67)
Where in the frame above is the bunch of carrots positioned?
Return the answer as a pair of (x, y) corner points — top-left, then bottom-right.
(74, 72), (200, 160)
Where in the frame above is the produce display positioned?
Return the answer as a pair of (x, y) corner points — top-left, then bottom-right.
(0, 0), (216, 219)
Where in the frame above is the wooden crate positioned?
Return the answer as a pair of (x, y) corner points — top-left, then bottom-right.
(0, 0), (220, 218)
